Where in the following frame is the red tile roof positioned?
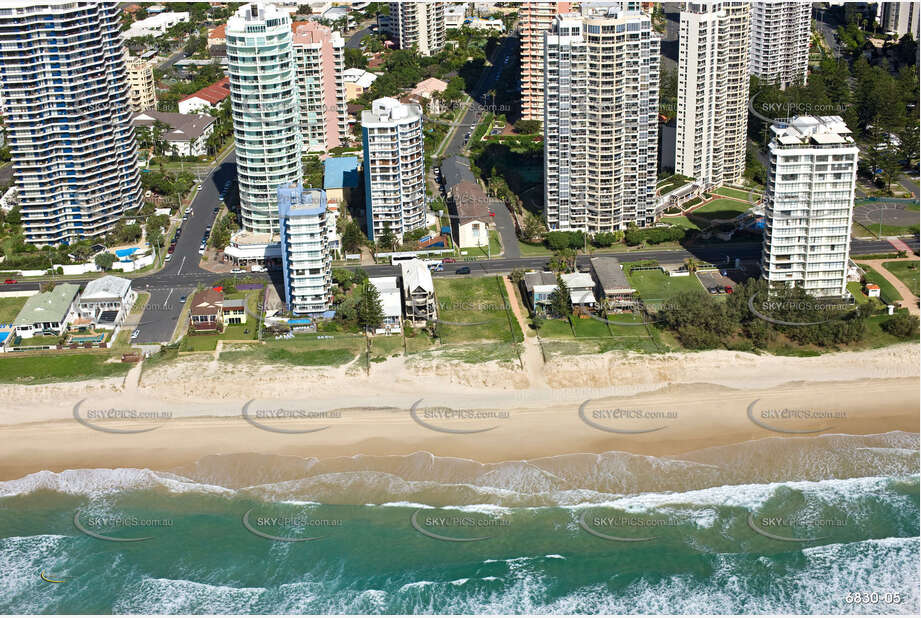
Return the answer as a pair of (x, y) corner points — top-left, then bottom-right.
(179, 77), (231, 105)
(208, 23), (226, 40)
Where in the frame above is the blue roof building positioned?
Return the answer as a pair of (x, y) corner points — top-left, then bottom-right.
(278, 183), (332, 315)
(323, 156), (360, 190)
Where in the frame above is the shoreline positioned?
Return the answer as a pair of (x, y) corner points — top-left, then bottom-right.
(0, 343), (917, 482)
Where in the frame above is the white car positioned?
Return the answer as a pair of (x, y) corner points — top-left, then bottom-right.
(197, 184), (203, 190)
(164, 254), (172, 262)
(231, 268), (245, 274)
(131, 329), (140, 340)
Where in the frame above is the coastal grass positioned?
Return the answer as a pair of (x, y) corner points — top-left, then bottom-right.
(220, 333), (365, 367)
(370, 334), (403, 359)
(0, 353), (130, 384)
(0, 296), (27, 323)
(416, 341), (520, 364)
(858, 263), (903, 303)
(626, 267), (704, 301)
(663, 215), (701, 231)
(882, 261), (920, 296)
(434, 276), (518, 343)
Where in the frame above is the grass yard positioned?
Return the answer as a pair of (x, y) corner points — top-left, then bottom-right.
(846, 281), (870, 305)
(689, 197), (751, 221)
(536, 318), (573, 338)
(369, 334), (404, 360)
(461, 230), (502, 258)
(883, 261), (920, 296)
(0, 296), (27, 323)
(434, 276), (518, 343)
(517, 240), (552, 256)
(858, 263), (903, 303)
(0, 353), (130, 384)
(626, 267), (704, 301)
(663, 216), (701, 231)
(853, 221), (921, 237)
(711, 186), (759, 201)
(571, 316), (611, 337)
(220, 333), (365, 367)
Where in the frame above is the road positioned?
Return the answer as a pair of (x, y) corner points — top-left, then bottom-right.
(438, 31), (522, 258)
(5, 234), (917, 344)
(813, 6), (844, 57)
(157, 50), (186, 71)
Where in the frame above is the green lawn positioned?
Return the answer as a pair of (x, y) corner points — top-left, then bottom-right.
(369, 334), (404, 360)
(571, 316), (611, 337)
(0, 296), (27, 323)
(434, 276), (519, 343)
(220, 334), (366, 367)
(517, 240), (552, 256)
(537, 318), (573, 338)
(847, 281), (870, 305)
(711, 186), (759, 201)
(0, 353), (130, 384)
(626, 267), (704, 301)
(858, 263), (904, 303)
(663, 216), (701, 231)
(689, 197), (751, 221)
(883, 261), (920, 296)
(461, 230), (502, 258)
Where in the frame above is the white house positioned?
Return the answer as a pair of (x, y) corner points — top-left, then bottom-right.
(13, 283), (80, 339)
(369, 276), (403, 334)
(400, 259), (437, 325)
(343, 68), (378, 100)
(451, 180), (491, 249)
(124, 11), (189, 38)
(132, 110), (216, 157)
(76, 275), (136, 330)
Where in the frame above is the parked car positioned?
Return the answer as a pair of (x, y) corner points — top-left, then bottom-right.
(164, 254), (172, 262)
(3, 279), (17, 284)
(197, 184), (203, 190)
(179, 295), (187, 303)
(231, 268), (245, 274)
(725, 286), (733, 294)
(213, 207), (219, 214)
(717, 286), (726, 294)
(442, 257), (456, 264)
(131, 329), (140, 340)
(455, 266), (471, 275)
(708, 287), (718, 294)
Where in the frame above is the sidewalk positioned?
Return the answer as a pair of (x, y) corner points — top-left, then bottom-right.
(860, 257), (920, 316)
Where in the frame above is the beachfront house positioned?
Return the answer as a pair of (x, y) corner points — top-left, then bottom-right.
(522, 271), (557, 313)
(590, 257), (637, 310)
(369, 276), (403, 334)
(562, 272), (597, 313)
(188, 288), (224, 332)
(222, 298), (246, 325)
(400, 259), (437, 325)
(76, 275), (137, 330)
(13, 283), (80, 339)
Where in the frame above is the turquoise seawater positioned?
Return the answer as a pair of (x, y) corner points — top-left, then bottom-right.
(1, 432), (918, 614)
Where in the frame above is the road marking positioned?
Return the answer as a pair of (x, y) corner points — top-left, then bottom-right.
(177, 256), (187, 275)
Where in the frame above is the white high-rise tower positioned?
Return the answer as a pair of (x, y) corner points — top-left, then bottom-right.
(675, 1), (751, 187)
(227, 3), (302, 233)
(388, 2), (446, 56)
(750, 1), (811, 89)
(760, 116), (858, 298)
(543, 7), (660, 232)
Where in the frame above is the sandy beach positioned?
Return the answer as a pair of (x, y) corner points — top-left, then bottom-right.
(0, 343), (917, 481)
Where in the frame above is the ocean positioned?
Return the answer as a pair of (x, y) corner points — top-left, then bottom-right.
(1, 431), (918, 614)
